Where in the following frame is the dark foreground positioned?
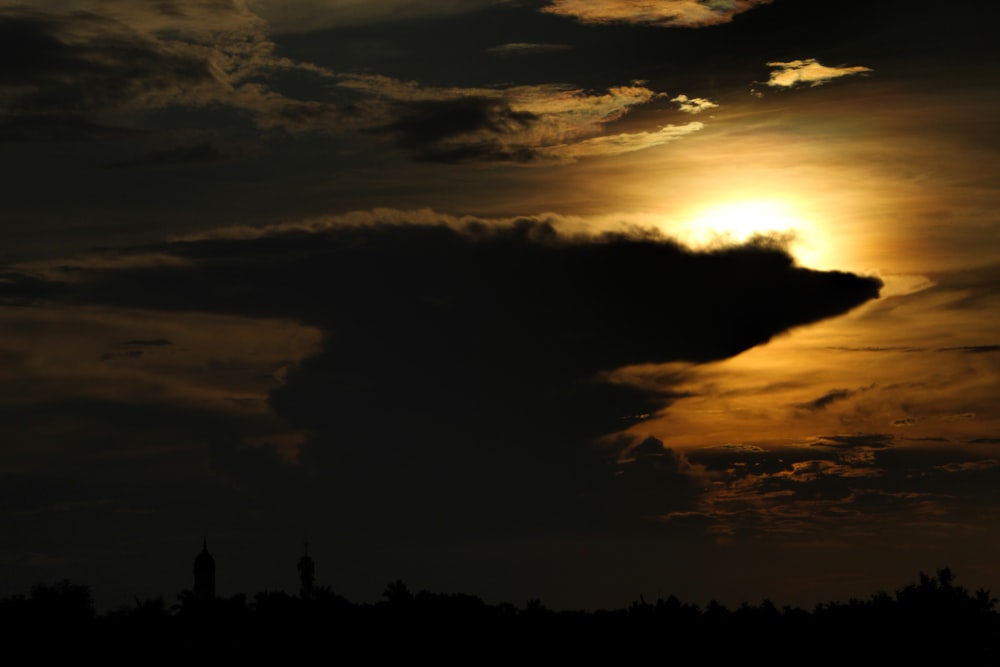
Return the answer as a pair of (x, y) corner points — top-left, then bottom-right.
(3, 568), (998, 663)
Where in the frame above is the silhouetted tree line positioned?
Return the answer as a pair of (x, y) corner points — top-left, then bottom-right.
(3, 568), (999, 662)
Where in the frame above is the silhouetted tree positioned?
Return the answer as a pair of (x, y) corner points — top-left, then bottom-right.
(382, 579), (413, 605)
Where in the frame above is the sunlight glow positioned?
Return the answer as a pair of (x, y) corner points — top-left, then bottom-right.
(676, 199), (825, 267)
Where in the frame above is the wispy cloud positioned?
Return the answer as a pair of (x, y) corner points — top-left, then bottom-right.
(939, 460), (1000, 473)
(345, 77), (693, 163)
(795, 384), (875, 412)
(938, 345), (1000, 354)
(248, 0), (499, 32)
(486, 42), (573, 56)
(103, 142), (227, 168)
(808, 433), (894, 450)
(671, 94), (718, 114)
(795, 388), (856, 412)
(765, 59), (873, 88)
(0, 3), (701, 164)
(0, 2), (335, 130)
(541, 122), (704, 162)
(541, 0), (772, 28)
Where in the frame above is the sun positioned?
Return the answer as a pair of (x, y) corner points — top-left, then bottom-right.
(675, 199), (824, 267)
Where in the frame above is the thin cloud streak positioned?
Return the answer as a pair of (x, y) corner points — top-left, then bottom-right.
(486, 42), (573, 56)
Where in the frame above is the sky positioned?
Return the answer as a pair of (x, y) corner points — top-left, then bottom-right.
(2, 0), (1000, 612)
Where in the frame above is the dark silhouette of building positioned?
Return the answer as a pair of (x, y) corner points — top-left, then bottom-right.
(193, 538), (215, 601)
(297, 541), (315, 599)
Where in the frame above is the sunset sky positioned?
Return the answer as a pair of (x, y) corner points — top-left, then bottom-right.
(3, 0), (1000, 611)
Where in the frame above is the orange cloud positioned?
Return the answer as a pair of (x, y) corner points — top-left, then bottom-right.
(541, 0), (772, 27)
(766, 59), (873, 88)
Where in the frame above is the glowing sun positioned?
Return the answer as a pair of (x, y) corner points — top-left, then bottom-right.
(676, 199), (824, 267)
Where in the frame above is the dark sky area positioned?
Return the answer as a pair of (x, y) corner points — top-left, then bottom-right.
(2, 0), (1000, 611)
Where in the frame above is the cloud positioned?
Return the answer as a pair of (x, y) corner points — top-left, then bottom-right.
(540, 0), (772, 28)
(0, 0), (267, 36)
(0, 270), (68, 306)
(0, 116), (144, 143)
(938, 345), (1000, 354)
(795, 388), (856, 412)
(826, 346), (927, 353)
(350, 78), (686, 163)
(33, 210), (971, 612)
(540, 122), (704, 162)
(120, 339), (173, 347)
(247, 0), (499, 32)
(486, 43), (573, 56)
(939, 460), (1000, 473)
(808, 434), (894, 450)
(366, 96), (540, 162)
(771, 459), (881, 483)
(765, 59), (873, 88)
(0, 2), (351, 139)
(0, 298), (323, 479)
(0, 10), (226, 115)
(664, 441), (1000, 538)
(794, 384), (874, 412)
(0, 4), (696, 163)
(103, 141), (227, 168)
(4, 213), (883, 537)
(671, 94), (717, 114)
(3, 213), (908, 606)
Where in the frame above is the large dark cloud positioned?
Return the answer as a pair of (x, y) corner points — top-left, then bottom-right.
(1, 219), (883, 604)
(13, 221), (879, 514)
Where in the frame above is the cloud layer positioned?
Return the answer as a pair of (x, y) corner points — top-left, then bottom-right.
(0, 2), (710, 163)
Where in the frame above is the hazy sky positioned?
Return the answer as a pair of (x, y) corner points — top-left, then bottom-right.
(3, 0), (1000, 611)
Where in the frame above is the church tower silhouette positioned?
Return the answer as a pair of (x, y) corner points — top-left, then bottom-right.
(193, 538), (215, 601)
(298, 541), (315, 599)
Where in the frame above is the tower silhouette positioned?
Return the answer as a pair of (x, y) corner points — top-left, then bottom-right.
(298, 541), (315, 599)
(193, 538), (215, 601)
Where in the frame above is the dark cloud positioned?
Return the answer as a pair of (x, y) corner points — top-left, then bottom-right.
(809, 434), (894, 450)
(100, 350), (143, 361)
(486, 42), (573, 56)
(795, 384), (874, 411)
(102, 141), (227, 168)
(0, 10), (220, 116)
(0, 115), (144, 143)
(939, 460), (1000, 473)
(0, 270), (68, 306)
(369, 97), (540, 163)
(3, 218), (882, 602)
(826, 346), (927, 353)
(675, 437), (1000, 541)
(796, 388), (854, 411)
(50, 220), (882, 370)
(938, 345), (1000, 354)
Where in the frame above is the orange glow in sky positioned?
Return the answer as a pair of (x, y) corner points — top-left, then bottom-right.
(673, 198), (827, 268)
